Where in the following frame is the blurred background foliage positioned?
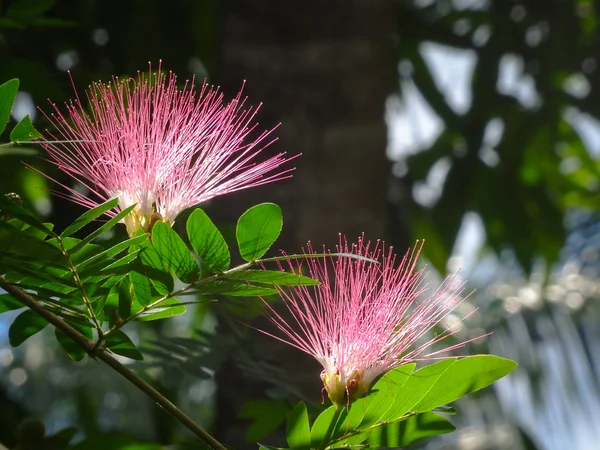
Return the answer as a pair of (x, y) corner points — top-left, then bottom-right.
(1, 0), (600, 449)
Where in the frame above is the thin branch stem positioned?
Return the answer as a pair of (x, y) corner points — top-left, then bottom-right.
(57, 237), (103, 334)
(0, 276), (227, 450)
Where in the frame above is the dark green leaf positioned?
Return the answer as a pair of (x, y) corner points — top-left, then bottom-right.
(45, 426), (78, 448)
(118, 276), (133, 318)
(286, 401), (311, 449)
(9, 114), (42, 142)
(105, 330), (143, 360)
(0, 78), (19, 136)
(8, 309), (48, 346)
(55, 321), (93, 361)
(152, 221), (199, 283)
(0, 194), (56, 237)
(192, 280), (279, 297)
(187, 208), (230, 273)
(135, 298), (186, 321)
(364, 412), (455, 447)
(0, 293), (24, 314)
(61, 198), (119, 237)
(7, 0), (54, 20)
(236, 203), (282, 261)
(239, 399), (289, 442)
(224, 270), (319, 286)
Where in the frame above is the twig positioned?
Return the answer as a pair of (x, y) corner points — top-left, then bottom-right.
(0, 276), (227, 450)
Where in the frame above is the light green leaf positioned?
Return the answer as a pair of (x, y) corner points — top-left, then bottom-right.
(129, 270), (152, 307)
(186, 208), (230, 273)
(61, 198), (119, 237)
(376, 359), (456, 423)
(311, 406), (339, 446)
(55, 321), (93, 361)
(135, 298), (186, 321)
(224, 270), (319, 286)
(68, 204), (136, 254)
(286, 402), (311, 449)
(137, 235), (173, 294)
(152, 221), (199, 283)
(76, 233), (148, 271)
(0, 78), (19, 136)
(8, 309), (48, 346)
(10, 114), (42, 142)
(236, 203), (282, 261)
(105, 330), (143, 360)
(412, 356), (518, 412)
(332, 363), (416, 442)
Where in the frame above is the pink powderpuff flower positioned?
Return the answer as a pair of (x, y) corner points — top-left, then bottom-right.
(260, 236), (480, 406)
(38, 62), (295, 236)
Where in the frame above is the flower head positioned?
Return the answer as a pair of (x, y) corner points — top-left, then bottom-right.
(261, 236), (476, 406)
(39, 63), (295, 236)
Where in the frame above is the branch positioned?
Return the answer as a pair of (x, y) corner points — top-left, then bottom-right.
(0, 276), (227, 450)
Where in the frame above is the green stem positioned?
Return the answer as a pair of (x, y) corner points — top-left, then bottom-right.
(320, 404), (344, 450)
(0, 276), (228, 450)
(57, 237), (103, 334)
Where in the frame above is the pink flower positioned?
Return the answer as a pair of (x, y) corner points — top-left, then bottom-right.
(39, 63), (295, 236)
(261, 236), (477, 405)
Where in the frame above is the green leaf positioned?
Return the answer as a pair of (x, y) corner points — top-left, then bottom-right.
(376, 359), (455, 423)
(55, 321), (93, 361)
(98, 251), (141, 274)
(118, 276), (134, 319)
(239, 399), (289, 442)
(0, 194), (56, 237)
(152, 221), (199, 283)
(76, 233), (148, 271)
(61, 198), (119, 237)
(8, 309), (48, 346)
(137, 236), (173, 294)
(0, 293), (24, 314)
(68, 204), (136, 254)
(224, 270), (320, 286)
(105, 330), (143, 360)
(129, 270), (152, 307)
(311, 406), (340, 446)
(236, 203), (283, 261)
(367, 412), (455, 447)
(328, 364), (416, 445)
(411, 356), (518, 412)
(135, 298), (186, 321)
(7, 0), (54, 20)
(10, 115), (42, 142)
(0, 79), (19, 136)
(192, 280), (279, 297)
(286, 402), (311, 449)
(187, 208), (230, 273)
